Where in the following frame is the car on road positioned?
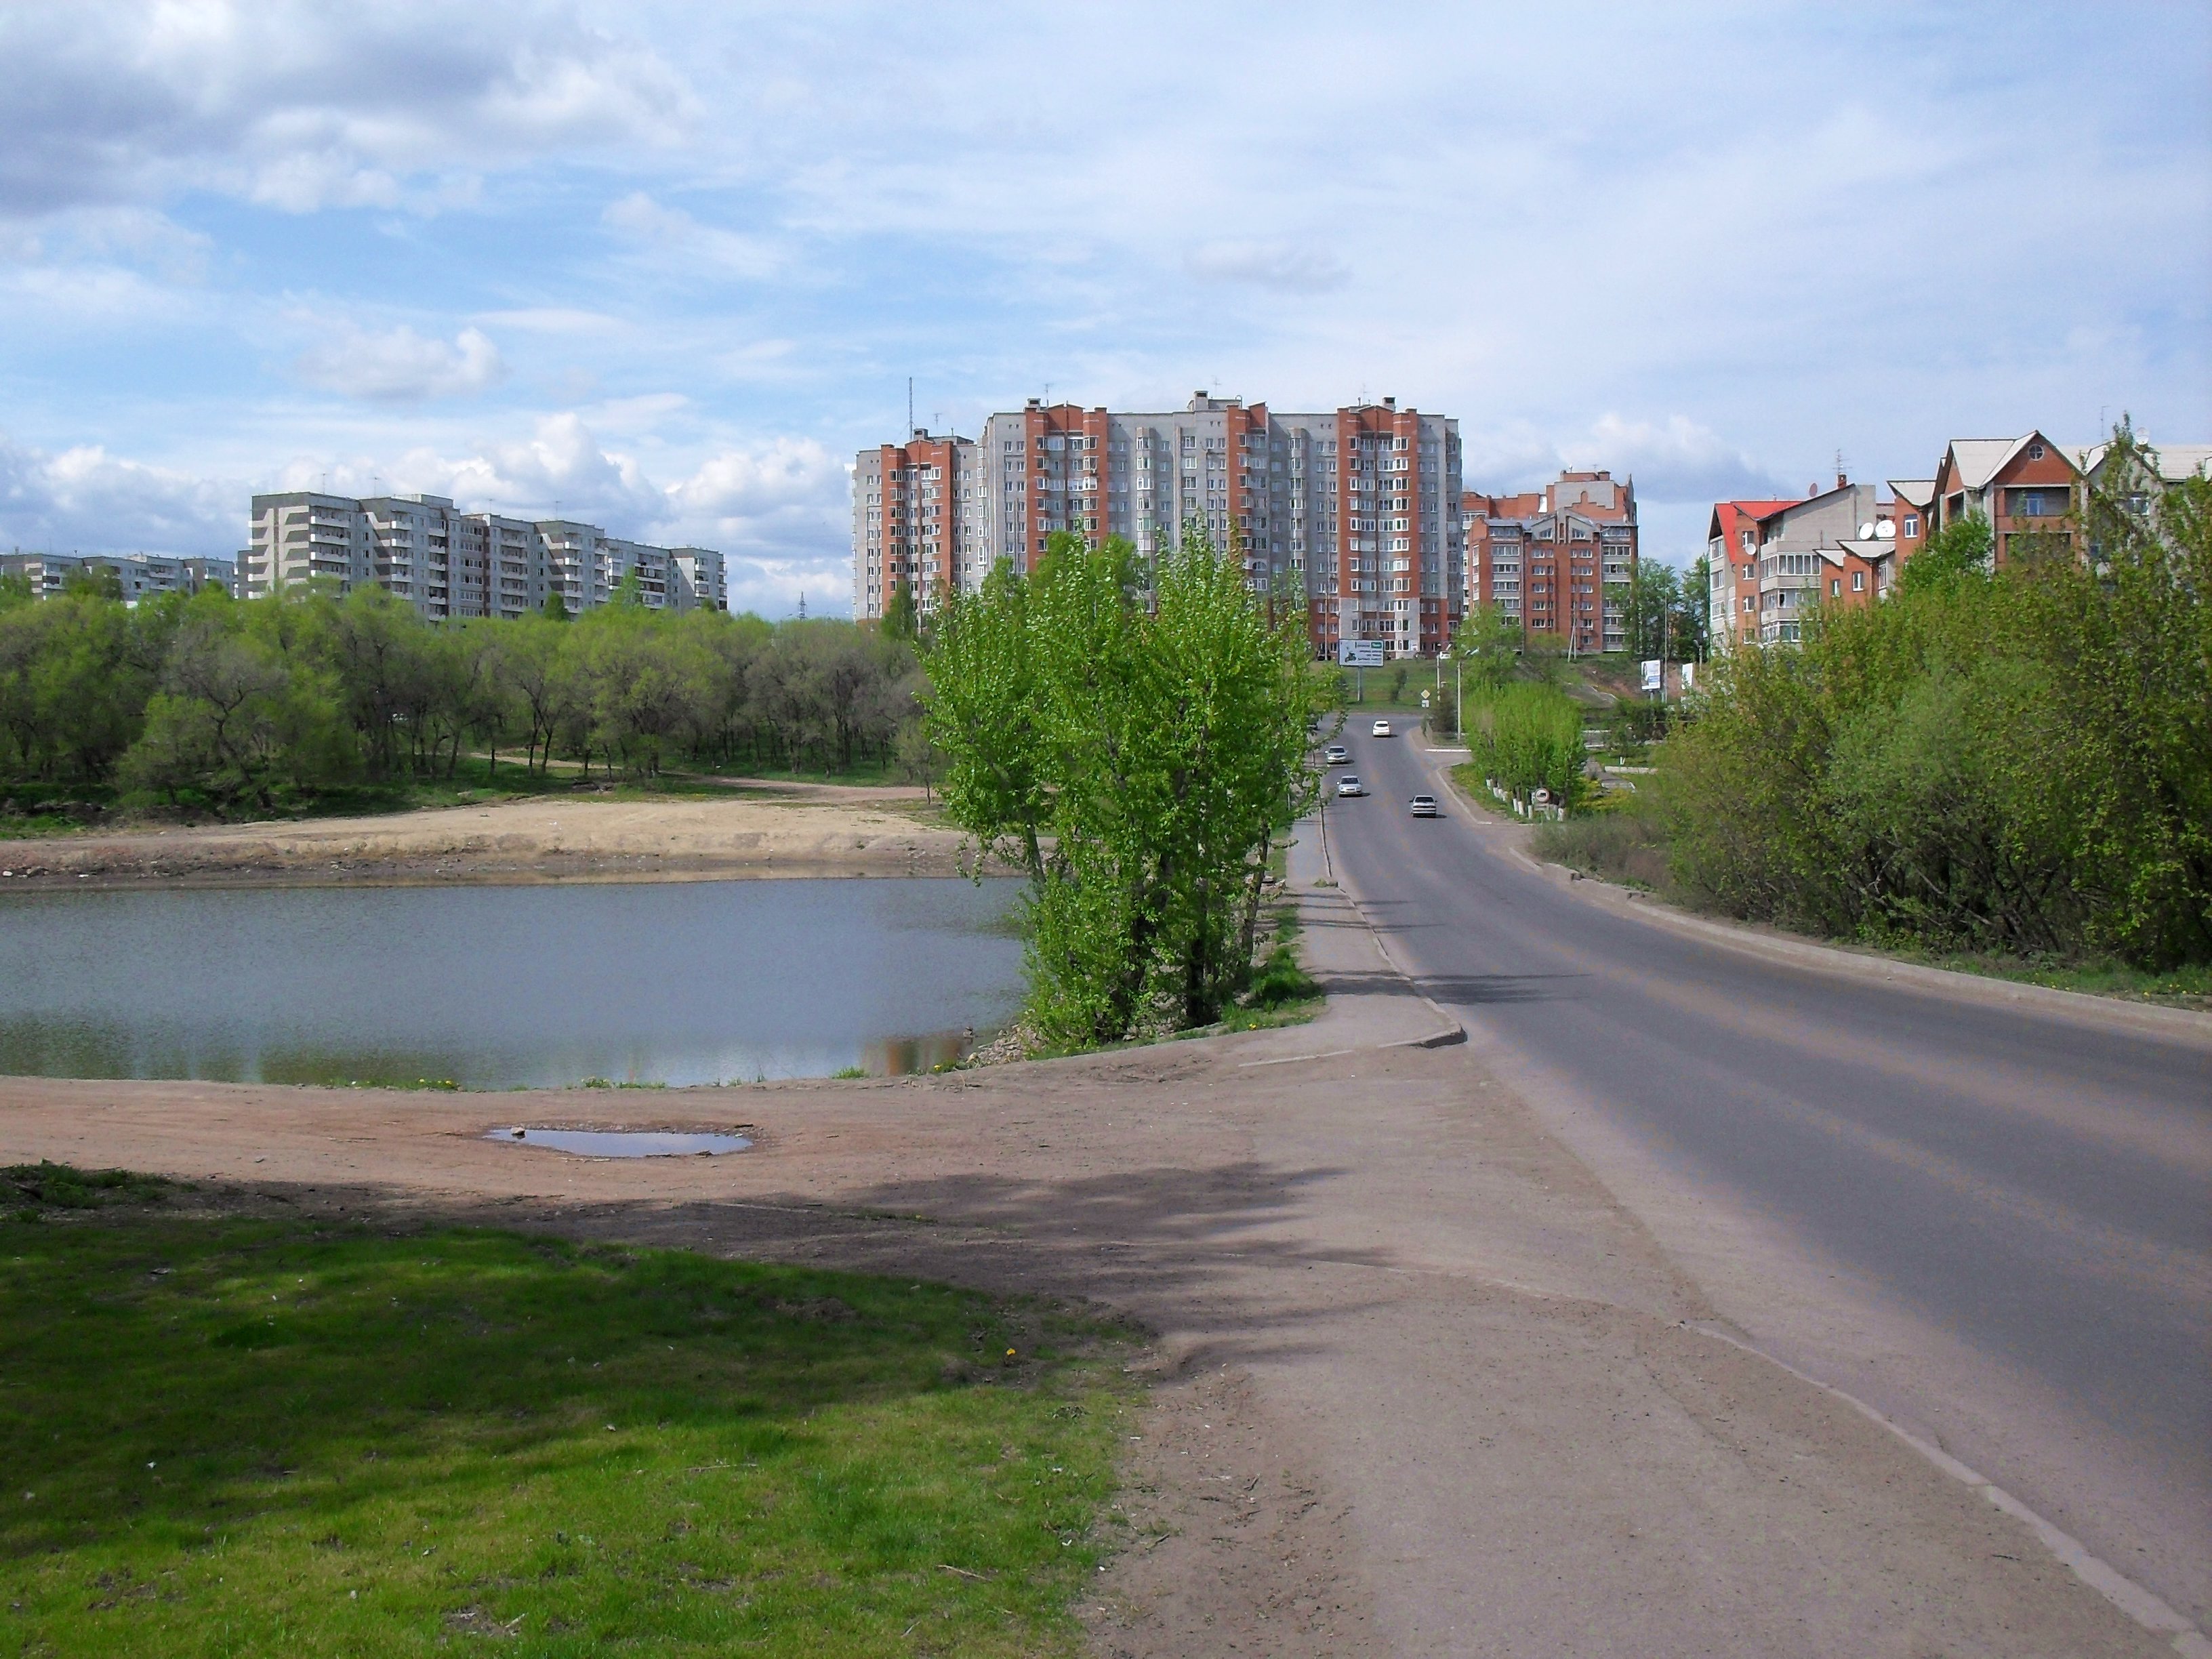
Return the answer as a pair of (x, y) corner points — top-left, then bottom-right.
(1323, 743), (1350, 765)
(1372, 719), (1392, 737)
(1336, 775), (1366, 798)
(1409, 794), (1439, 817)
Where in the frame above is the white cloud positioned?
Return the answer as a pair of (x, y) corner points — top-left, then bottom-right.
(601, 193), (783, 279)
(294, 323), (506, 402)
(0, 431), (236, 556)
(0, 3), (696, 221)
(1184, 240), (1349, 294)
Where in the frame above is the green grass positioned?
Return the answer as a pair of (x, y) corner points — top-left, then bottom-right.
(0, 1170), (1136, 1657)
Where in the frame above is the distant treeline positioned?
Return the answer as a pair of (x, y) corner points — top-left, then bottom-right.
(0, 577), (925, 813)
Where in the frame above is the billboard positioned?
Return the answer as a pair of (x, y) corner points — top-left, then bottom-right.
(1338, 640), (1385, 668)
(1640, 658), (1663, 692)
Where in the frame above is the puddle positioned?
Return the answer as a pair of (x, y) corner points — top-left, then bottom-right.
(486, 1128), (753, 1158)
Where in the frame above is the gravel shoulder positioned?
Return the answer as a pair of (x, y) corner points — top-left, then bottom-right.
(0, 792), (986, 887)
(0, 857), (2181, 1655)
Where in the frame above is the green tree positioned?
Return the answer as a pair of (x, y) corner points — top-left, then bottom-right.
(925, 528), (1318, 1045)
(1451, 602), (1521, 693)
(1898, 512), (1992, 596)
(881, 581), (918, 644)
(540, 589), (572, 622)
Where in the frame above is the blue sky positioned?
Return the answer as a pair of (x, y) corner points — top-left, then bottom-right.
(1, 1), (2206, 615)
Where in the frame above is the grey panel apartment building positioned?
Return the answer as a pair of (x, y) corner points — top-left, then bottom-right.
(245, 493), (726, 618)
(1, 550), (237, 603)
(855, 392), (1464, 658)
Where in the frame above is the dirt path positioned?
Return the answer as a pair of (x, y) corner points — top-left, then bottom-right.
(0, 885), (2177, 1654)
(0, 793), (983, 887)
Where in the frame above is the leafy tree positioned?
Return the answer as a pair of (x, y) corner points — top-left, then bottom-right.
(0, 573), (33, 611)
(881, 581), (918, 643)
(540, 589), (572, 622)
(1898, 512), (1992, 596)
(925, 527), (1318, 1045)
(1451, 602), (1521, 693)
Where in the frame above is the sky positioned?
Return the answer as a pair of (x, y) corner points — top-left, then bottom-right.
(1, 1), (2206, 615)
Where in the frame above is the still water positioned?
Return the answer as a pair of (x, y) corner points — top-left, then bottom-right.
(0, 878), (1024, 1088)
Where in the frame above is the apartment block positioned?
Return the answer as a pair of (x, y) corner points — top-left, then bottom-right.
(1463, 470), (1638, 653)
(1927, 432), (2083, 565)
(1704, 478), (1902, 649)
(245, 493), (725, 619)
(1703, 497), (1801, 653)
(1, 550), (237, 603)
(851, 431), (984, 619)
(854, 392), (1464, 659)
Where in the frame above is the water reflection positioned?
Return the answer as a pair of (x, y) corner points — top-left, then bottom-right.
(863, 1029), (975, 1076)
(0, 879), (1023, 1088)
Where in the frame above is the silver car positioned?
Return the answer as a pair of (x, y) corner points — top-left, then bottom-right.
(1409, 794), (1440, 817)
(1336, 775), (1367, 798)
(1323, 743), (1350, 765)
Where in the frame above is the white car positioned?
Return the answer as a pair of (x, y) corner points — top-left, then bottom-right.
(1323, 743), (1350, 765)
(1336, 775), (1366, 798)
(1409, 794), (1439, 817)
(1372, 719), (1392, 737)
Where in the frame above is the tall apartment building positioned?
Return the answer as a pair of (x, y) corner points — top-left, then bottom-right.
(0, 550), (237, 603)
(850, 431), (985, 619)
(854, 392), (1464, 659)
(1462, 470), (1638, 654)
(244, 493), (725, 619)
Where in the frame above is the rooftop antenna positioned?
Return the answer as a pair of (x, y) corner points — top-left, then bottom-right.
(907, 377), (914, 435)
(797, 590), (808, 619)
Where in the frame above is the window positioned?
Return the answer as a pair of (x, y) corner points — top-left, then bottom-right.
(1903, 514), (1919, 537)
(1830, 579), (1841, 596)
(2027, 441), (2045, 459)
(1851, 571), (1864, 591)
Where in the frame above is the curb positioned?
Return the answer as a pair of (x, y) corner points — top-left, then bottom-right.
(1302, 874), (1467, 1052)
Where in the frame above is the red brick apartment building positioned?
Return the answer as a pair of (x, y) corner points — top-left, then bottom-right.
(1462, 470), (1638, 653)
(854, 392), (1465, 660)
(1703, 428), (2209, 653)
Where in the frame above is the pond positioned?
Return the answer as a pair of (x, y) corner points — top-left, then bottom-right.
(0, 878), (1025, 1088)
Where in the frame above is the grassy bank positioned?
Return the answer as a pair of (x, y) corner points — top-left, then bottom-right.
(0, 1165), (1135, 1657)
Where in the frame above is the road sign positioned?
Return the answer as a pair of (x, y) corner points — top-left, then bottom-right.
(1338, 640), (1384, 668)
(1420, 690), (1431, 708)
(1640, 658), (1663, 692)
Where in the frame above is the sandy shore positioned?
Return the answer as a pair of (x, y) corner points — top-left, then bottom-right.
(0, 790), (994, 888)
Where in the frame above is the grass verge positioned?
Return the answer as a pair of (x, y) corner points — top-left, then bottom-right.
(0, 1168), (1136, 1657)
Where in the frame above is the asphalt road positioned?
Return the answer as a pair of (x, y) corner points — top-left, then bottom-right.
(1319, 721), (2212, 1630)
